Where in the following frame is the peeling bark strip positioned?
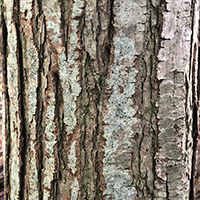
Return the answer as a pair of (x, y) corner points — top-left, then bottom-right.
(2, 0), (200, 200)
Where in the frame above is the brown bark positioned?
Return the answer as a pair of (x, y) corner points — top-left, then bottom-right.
(1, 0), (200, 200)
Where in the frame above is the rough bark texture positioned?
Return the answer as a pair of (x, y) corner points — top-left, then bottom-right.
(156, 1), (199, 200)
(1, 0), (200, 200)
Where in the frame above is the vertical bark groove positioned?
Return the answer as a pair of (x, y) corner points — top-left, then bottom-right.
(79, 0), (115, 199)
(190, 2), (199, 200)
(2, 10), (10, 200)
(32, 2), (47, 198)
(13, 1), (28, 199)
(130, 1), (163, 199)
(190, 103), (198, 200)
(196, 28), (200, 198)
(59, 0), (70, 60)
(51, 71), (64, 199)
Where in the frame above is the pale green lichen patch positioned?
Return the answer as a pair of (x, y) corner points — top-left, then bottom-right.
(102, 1), (145, 199)
(46, 19), (62, 45)
(72, 0), (84, 19)
(44, 116), (56, 186)
(59, 51), (81, 134)
(68, 21), (79, 55)
(103, 37), (137, 200)
(71, 178), (79, 200)
(42, 5), (61, 196)
(7, 28), (19, 96)
(83, 2), (98, 60)
(103, 61), (137, 199)
(44, 0), (81, 135)
(68, 141), (77, 174)
(104, 166), (135, 199)
(20, 14), (40, 198)
(104, 64), (138, 161)
(10, 157), (20, 197)
(114, 37), (137, 64)
(113, 0), (146, 54)
(2, 93), (5, 178)
(6, 20), (21, 200)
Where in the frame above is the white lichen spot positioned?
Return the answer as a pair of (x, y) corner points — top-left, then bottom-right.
(71, 178), (79, 200)
(114, 37), (137, 64)
(4, 0), (14, 25)
(68, 141), (77, 174)
(46, 20), (62, 44)
(43, 190), (50, 200)
(72, 0), (84, 18)
(20, 0), (32, 19)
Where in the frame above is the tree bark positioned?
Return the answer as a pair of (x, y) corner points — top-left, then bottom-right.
(1, 0), (200, 199)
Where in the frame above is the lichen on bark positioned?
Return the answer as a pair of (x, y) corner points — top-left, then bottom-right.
(102, 0), (147, 199)
(2, 0), (200, 199)
(3, 1), (21, 198)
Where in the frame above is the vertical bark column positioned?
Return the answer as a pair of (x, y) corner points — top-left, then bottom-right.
(42, 0), (83, 199)
(20, 1), (40, 199)
(155, 1), (199, 199)
(80, 0), (113, 199)
(2, 0), (85, 199)
(102, 0), (166, 198)
(2, 1), (22, 199)
(103, 0), (149, 199)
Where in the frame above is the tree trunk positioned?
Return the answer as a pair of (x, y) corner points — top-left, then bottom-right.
(1, 0), (200, 199)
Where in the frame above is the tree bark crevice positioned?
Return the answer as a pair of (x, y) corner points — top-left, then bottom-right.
(2, 10), (10, 200)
